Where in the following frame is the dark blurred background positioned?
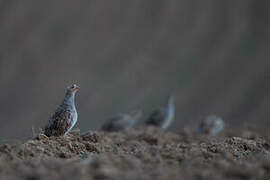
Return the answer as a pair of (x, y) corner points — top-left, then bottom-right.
(0, 1), (269, 140)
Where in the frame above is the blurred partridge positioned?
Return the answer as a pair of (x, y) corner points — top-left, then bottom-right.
(100, 110), (143, 132)
(145, 95), (175, 129)
(44, 84), (79, 137)
(198, 115), (225, 136)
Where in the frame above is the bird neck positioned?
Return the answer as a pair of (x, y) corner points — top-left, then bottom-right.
(60, 91), (75, 109)
(168, 101), (174, 115)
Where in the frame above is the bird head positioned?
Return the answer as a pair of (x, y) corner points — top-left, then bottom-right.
(67, 84), (80, 94)
(168, 94), (175, 106)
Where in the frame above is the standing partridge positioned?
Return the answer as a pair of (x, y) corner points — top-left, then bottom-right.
(100, 110), (143, 132)
(145, 95), (175, 129)
(44, 84), (79, 137)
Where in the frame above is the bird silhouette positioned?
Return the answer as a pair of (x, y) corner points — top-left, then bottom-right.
(100, 110), (143, 132)
(145, 95), (175, 129)
(198, 115), (225, 136)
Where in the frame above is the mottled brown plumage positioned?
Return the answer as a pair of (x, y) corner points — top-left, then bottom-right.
(45, 108), (73, 136)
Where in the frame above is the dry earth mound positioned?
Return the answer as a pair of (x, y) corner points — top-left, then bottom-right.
(0, 127), (270, 180)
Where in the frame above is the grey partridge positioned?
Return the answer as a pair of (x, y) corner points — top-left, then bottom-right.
(145, 95), (175, 129)
(44, 84), (79, 137)
(198, 115), (225, 136)
(100, 110), (143, 132)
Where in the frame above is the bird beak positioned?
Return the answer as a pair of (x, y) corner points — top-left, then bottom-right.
(71, 85), (80, 93)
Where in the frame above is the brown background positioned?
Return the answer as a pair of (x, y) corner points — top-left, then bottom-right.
(0, 1), (269, 140)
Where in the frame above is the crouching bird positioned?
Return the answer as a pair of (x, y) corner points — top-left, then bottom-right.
(145, 95), (175, 129)
(44, 84), (79, 137)
(100, 110), (143, 132)
(198, 115), (225, 136)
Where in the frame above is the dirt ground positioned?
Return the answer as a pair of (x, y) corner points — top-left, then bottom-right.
(0, 126), (270, 180)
